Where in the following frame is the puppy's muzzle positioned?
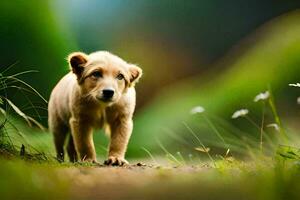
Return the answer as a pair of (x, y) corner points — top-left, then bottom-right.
(98, 89), (115, 102)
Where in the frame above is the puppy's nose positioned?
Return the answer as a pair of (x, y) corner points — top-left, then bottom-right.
(102, 89), (114, 99)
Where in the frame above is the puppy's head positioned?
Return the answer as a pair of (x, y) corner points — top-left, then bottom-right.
(68, 51), (142, 106)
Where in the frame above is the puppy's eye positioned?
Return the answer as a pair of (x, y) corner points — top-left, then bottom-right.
(91, 71), (102, 78)
(116, 73), (124, 80)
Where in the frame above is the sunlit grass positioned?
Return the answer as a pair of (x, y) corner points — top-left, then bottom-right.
(138, 85), (300, 173)
(0, 66), (51, 161)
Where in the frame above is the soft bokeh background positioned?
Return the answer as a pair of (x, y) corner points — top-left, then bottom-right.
(1, 0), (300, 158)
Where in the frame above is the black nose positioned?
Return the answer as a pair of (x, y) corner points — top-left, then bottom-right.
(102, 89), (114, 99)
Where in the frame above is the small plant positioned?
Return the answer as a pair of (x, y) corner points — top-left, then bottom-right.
(0, 65), (49, 160)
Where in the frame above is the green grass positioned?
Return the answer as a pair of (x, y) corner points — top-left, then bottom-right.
(0, 67), (53, 161)
(0, 159), (69, 200)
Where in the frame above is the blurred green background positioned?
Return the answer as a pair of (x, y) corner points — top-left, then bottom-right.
(1, 0), (300, 158)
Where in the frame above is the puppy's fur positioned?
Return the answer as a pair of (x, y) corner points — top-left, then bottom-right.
(48, 51), (142, 165)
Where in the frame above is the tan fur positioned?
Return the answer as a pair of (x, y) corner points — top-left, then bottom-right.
(48, 51), (142, 165)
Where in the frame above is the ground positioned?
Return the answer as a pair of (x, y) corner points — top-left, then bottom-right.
(64, 163), (210, 200)
(2, 156), (299, 200)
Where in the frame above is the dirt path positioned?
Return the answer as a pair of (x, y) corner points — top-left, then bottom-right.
(1, 158), (282, 200)
(55, 163), (246, 200)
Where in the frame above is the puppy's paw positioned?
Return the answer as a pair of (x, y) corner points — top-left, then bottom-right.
(81, 157), (100, 165)
(104, 156), (128, 166)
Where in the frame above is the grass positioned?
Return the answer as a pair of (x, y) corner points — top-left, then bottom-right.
(0, 66), (52, 161)
(1, 65), (300, 199)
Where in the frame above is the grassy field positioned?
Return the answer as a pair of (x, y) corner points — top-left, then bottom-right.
(1, 111), (300, 200)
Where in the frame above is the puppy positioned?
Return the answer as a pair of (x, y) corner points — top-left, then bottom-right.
(48, 51), (142, 165)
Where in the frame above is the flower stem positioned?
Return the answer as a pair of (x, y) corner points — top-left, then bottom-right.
(267, 89), (288, 143)
(260, 102), (265, 152)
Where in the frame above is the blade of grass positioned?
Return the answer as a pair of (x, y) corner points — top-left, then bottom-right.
(0, 70), (39, 80)
(183, 121), (216, 167)
(141, 147), (158, 165)
(267, 86), (288, 142)
(0, 61), (19, 75)
(5, 76), (47, 103)
(203, 115), (231, 157)
(157, 139), (182, 165)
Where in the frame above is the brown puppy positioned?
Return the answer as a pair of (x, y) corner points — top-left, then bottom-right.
(48, 51), (142, 165)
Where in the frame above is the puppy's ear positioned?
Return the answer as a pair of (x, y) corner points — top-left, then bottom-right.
(128, 64), (142, 87)
(67, 52), (88, 78)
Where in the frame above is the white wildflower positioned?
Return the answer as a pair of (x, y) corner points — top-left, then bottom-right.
(231, 109), (249, 119)
(254, 91), (270, 102)
(266, 123), (280, 131)
(190, 106), (205, 114)
(289, 83), (300, 87)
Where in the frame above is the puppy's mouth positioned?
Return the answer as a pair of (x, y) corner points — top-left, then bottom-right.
(96, 96), (114, 103)
(101, 98), (113, 103)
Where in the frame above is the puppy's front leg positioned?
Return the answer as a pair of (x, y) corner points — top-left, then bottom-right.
(69, 118), (97, 162)
(105, 118), (133, 166)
